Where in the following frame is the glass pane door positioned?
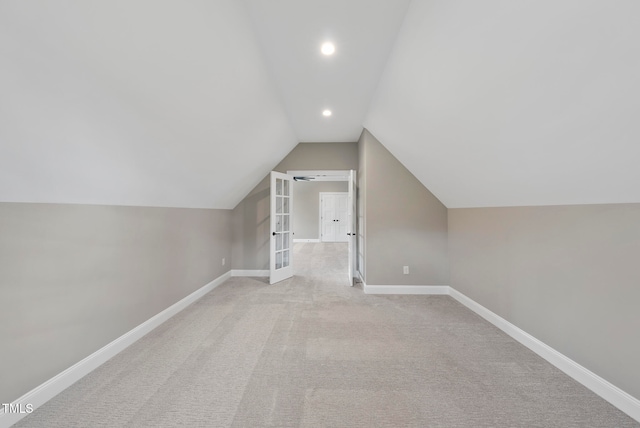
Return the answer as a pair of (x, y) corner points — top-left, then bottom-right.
(270, 172), (294, 284)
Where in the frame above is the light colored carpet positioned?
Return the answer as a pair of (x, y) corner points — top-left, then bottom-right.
(15, 243), (638, 427)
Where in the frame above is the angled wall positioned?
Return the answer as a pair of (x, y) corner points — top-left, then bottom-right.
(358, 129), (448, 286)
(0, 203), (232, 404)
(232, 143), (358, 270)
(449, 203), (640, 401)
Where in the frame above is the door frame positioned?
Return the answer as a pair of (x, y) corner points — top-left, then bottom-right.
(287, 170), (351, 182)
(287, 169), (357, 286)
(348, 170), (357, 286)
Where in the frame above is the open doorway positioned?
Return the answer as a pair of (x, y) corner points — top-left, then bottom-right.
(287, 170), (357, 285)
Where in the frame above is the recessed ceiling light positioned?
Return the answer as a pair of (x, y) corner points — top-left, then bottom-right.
(322, 109), (332, 117)
(321, 42), (335, 55)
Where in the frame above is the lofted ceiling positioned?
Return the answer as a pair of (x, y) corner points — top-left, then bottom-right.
(1, 1), (639, 209)
(244, 0), (410, 142)
(0, 0), (298, 209)
(365, 0), (640, 208)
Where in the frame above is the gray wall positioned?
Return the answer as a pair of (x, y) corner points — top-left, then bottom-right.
(293, 181), (348, 240)
(358, 129), (449, 286)
(232, 142), (358, 269)
(275, 142), (358, 171)
(449, 204), (640, 400)
(0, 203), (232, 404)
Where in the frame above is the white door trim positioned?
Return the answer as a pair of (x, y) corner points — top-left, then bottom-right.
(348, 170), (357, 286)
(287, 170), (350, 181)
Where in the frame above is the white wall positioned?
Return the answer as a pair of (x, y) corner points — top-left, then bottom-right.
(366, 0), (640, 208)
(0, 0), (297, 209)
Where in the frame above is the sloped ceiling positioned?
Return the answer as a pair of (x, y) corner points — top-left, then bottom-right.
(0, 1), (297, 209)
(366, 0), (640, 208)
(244, 0), (410, 142)
(2, 1), (639, 209)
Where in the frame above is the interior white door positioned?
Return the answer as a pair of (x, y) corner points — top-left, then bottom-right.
(335, 195), (349, 239)
(320, 193), (348, 243)
(270, 171), (294, 284)
(321, 193), (337, 242)
(348, 170), (357, 286)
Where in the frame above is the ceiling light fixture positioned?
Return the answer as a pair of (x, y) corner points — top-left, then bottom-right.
(322, 109), (332, 117)
(321, 42), (335, 55)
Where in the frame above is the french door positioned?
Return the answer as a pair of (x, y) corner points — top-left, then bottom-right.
(347, 170), (357, 286)
(270, 171), (294, 284)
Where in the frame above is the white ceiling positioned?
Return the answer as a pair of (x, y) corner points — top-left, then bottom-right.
(2, 1), (640, 209)
(244, 0), (410, 142)
(0, 0), (297, 209)
(366, 0), (640, 207)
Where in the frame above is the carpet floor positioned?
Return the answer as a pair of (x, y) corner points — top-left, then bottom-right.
(14, 243), (638, 427)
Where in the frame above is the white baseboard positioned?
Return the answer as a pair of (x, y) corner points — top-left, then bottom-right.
(447, 287), (640, 423)
(293, 239), (320, 243)
(3, 275), (637, 425)
(231, 269), (269, 277)
(0, 271), (232, 428)
(359, 281), (639, 422)
(363, 284), (449, 295)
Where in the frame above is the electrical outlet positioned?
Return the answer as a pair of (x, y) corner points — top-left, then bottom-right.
(222, 257), (226, 266)
(403, 266), (409, 275)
